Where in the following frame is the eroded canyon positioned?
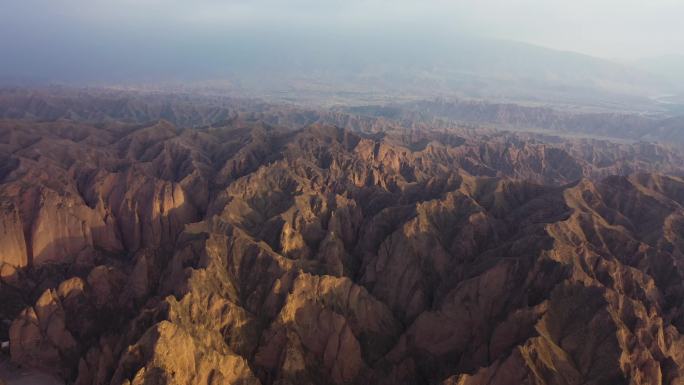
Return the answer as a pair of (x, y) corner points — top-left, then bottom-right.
(2, 91), (684, 384)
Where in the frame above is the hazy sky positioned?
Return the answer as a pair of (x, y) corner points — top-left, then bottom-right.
(1, 0), (683, 82)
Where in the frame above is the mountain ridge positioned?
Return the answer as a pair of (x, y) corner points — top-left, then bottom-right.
(3, 95), (684, 384)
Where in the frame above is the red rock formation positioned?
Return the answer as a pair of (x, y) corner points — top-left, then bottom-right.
(4, 95), (684, 385)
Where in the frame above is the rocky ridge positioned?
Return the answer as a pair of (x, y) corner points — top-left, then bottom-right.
(2, 97), (684, 384)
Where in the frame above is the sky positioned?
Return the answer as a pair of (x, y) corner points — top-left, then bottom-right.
(0, 0), (683, 83)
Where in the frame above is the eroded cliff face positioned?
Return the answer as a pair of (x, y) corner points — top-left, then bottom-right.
(4, 106), (684, 385)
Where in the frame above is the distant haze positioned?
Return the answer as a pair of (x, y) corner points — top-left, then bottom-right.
(1, 0), (683, 100)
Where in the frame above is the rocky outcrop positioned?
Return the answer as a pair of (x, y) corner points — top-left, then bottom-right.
(111, 321), (260, 385)
(0, 202), (28, 268)
(5, 95), (684, 385)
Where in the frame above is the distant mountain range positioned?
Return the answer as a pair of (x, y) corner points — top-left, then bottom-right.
(213, 35), (683, 112)
(633, 54), (684, 89)
(2, 33), (682, 113)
